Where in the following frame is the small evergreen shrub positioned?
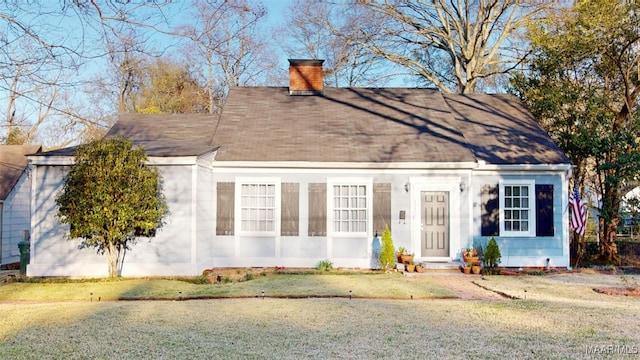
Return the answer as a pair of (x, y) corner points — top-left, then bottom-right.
(378, 224), (396, 271)
(483, 237), (502, 269)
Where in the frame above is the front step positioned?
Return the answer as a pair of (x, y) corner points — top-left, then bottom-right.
(398, 261), (463, 273)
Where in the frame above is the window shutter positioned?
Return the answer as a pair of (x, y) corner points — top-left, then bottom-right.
(373, 183), (391, 236)
(281, 183), (299, 236)
(481, 184), (499, 236)
(308, 183), (326, 236)
(536, 184), (554, 237)
(216, 182), (234, 235)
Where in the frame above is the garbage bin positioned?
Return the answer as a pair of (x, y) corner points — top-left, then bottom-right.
(18, 234), (30, 275)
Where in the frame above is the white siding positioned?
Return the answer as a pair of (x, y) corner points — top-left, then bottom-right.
(209, 168), (473, 269)
(1, 170), (32, 264)
(28, 164), (200, 277)
(471, 172), (569, 267)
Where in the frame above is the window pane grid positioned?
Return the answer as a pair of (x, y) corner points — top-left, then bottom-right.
(333, 184), (367, 233)
(504, 185), (529, 233)
(241, 184), (276, 232)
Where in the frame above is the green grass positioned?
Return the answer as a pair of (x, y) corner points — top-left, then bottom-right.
(1, 273), (640, 359)
(0, 273), (455, 301)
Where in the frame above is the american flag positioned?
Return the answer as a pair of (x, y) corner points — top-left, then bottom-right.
(569, 187), (587, 236)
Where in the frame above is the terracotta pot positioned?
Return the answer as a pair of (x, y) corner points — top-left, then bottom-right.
(396, 252), (403, 263)
(462, 256), (479, 263)
(471, 266), (481, 275)
(463, 267), (471, 274)
(416, 265), (424, 273)
(406, 264), (416, 273)
(400, 254), (414, 264)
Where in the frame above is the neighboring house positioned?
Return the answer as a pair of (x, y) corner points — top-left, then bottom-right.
(27, 60), (572, 277)
(0, 145), (41, 266)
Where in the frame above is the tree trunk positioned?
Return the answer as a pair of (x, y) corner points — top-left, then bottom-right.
(105, 243), (121, 277)
(599, 216), (620, 264)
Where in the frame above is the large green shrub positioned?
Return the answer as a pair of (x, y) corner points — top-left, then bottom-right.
(378, 224), (396, 271)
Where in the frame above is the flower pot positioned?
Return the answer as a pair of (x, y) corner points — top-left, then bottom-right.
(396, 252), (403, 263)
(400, 254), (414, 264)
(463, 267), (471, 274)
(406, 264), (416, 273)
(416, 265), (424, 273)
(471, 265), (481, 275)
(462, 255), (479, 263)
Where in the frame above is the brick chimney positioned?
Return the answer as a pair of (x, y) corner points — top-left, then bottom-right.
(288, 59), (324, 95)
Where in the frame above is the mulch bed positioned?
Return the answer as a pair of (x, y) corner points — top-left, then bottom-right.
(593, 287), (640, 297)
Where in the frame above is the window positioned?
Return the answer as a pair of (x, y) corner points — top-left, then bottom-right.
(482, 182), (554, 237)
(500, 181), (535, 237)
(240, 183), (276, 233)
(332, 184), (368, 233)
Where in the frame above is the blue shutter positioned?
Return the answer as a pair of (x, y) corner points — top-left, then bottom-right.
(481, 184), (499, 236)
(535, 184), (554, 236)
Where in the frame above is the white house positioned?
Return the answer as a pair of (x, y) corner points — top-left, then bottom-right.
(1, 145), (41, 266)
(26, 60), (572, 277)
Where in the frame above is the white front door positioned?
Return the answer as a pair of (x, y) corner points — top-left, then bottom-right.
(421, 191), (449, 257)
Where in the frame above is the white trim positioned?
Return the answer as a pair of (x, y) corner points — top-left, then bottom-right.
(28, 156), (75, 166)
(213, 161), (478, 170)
(29, 165), (37, 263)
(474, 164), (572, 172)
(234, 177), (282, 239)
(326, 178), (373, 260)
(409, 176), (461, 261)
(326, 178), (373, 238)
(499, 179), (536, 237)
(191, 165), (197, 264)
(148, 157), (200, 166)
(28, 155), (206, 166)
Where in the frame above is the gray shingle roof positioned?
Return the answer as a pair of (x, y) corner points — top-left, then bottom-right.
(214, 87), (476, 163)
(34, 88), (569, 166)
(41, 114), (219, 157)
(214, 87), (569, 165)
(443, 93), (570, 164)
(0, 145), (41, 200)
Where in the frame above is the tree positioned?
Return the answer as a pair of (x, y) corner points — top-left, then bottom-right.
(56, 138), (168, 277)
(278, 0), (390, 87)
(177, 0), (279, 114)
(511, 0), (640, 263)
(378, 224), (396, 272)
(1, 1), (178, 146)
(323, 0), (551, 93)
(134, 57), (209, 114)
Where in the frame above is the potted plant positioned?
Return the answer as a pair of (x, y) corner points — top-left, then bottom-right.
(406, 260), (416, 273)
(396, 246), (406, 263)
(415, 263), (424, 273)
(399, 248), (414, 265)
(471, 261), (481, 274)
(462, 247), (478, 263)
(462, 262), (472, 274)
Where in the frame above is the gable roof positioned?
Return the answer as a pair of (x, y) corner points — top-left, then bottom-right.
(214, 87), (475, 163)
(32, 87), (570, 167)
(39, 114), (220, 157)
(105, 114), (219, 156)
(0, 145), (41, 200)
(443, 93), (570, 165)
(214, 87), (570, 165)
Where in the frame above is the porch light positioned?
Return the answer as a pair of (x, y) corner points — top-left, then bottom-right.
(459, 182), (466, 192)
(404, 182), (410, 192)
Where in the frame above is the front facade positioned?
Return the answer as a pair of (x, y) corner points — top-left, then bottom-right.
(26, 60), (572, 277)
